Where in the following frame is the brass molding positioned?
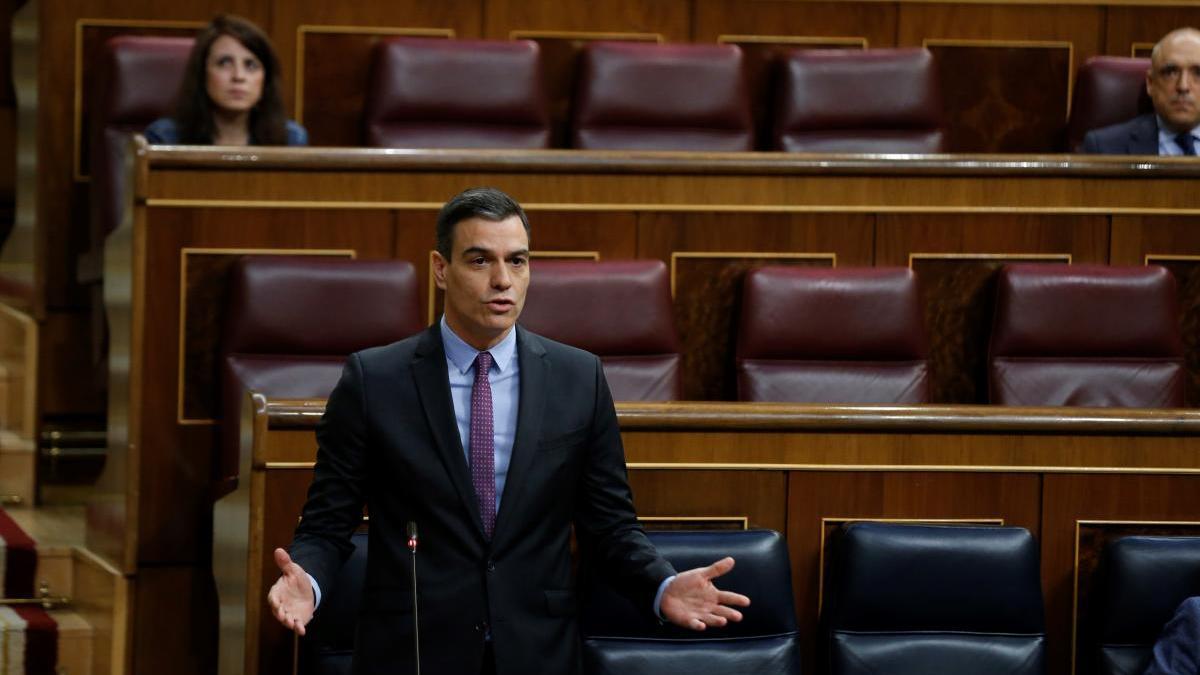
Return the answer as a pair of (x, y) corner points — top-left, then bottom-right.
(718, 34), (868, 49)
(1071, 519), (1200, 675)
(509, 29), (662, 43)
(263, 462), (317, 470)
(817, 517), (1005, 612)
(922, 38), (1075, 116)
(294, 25), (455, 125)
(1131, 42), (1154, 58)
(141, 199), (1200, 218)
(73, 18), (205, 182)
(626, 462), (1200, 474)
(176, 247), (356, 425)
(639, 515), (749, 529)
(1146, 253), (1200, 265)
(669, 251), (835, 297)
(425, 250), (601, 325)
(908, 251), (1072, 268)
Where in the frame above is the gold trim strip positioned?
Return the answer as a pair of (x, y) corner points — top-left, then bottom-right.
(1131, 42), (1154, 57)
(509, 30), (662, 43)
(294, 25), (456, 125)
(922, 38), (1076, 117)
(670, 251), (835, 297)
(908, 252), (1072, 268)
(143, 199), (1200, 217)
(259, 461), (1200, 474)
(639, 516), (750, 528)
(176, 248), (356, 425)
(73, 18), (205, 182)
(1146, 254), (1200, 264)
(718, 34), (868, 49)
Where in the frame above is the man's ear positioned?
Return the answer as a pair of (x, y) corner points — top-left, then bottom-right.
(432, 251), (448, 291)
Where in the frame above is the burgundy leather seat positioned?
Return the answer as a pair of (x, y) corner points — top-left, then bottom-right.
(1065, 57), (1152, 152)
(89, 36), (192, 258)
(220, 257), (423, 495)
(988, 264), (1185, 407)
(518, 260), (681, 401)
(571, 42), (754, 151)
(362, 38), (551, 149)
(736, 267), (929, 403)
(773, 48), (945, 153)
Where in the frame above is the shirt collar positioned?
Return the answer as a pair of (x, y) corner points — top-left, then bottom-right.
(440, 315), (517, 375)
(1156, 116), (1200, 143)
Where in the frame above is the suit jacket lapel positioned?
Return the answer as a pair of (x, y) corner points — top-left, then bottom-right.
(493, 327), (548, 542)
(412, 324), (485, 537)
(1130, 114), (1160, 154)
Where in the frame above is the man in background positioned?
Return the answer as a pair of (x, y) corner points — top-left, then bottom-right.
(1083, 28), (1200, 155)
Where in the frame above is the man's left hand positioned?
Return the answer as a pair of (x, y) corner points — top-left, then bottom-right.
(660, 557), (751, 630)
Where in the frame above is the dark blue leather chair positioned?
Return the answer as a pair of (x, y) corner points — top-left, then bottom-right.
(580, 529), (801, 675)
(298, 531), (368, 675)
(823, 522), (1045, 675)
(1095, 536), (1200, 675)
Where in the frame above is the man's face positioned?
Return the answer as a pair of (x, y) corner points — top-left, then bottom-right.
(1148, 31), (1200, 133)
(433, 215), (530, 350)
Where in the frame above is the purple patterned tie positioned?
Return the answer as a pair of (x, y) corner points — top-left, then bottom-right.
(470, 351), (496, 539)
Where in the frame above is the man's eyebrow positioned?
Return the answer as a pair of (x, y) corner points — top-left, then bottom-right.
(508, 249), (531, 258)
(459, 246), (492, 258)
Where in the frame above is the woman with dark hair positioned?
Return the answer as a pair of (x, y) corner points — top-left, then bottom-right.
(145, 14), (307, 145)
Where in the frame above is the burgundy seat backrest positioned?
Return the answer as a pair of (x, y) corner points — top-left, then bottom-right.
(989, 264), (1185, 407)
(90, 36), (192, 241)
(518, 260), (681, 401)
(737, 267), (929, 404)
(773, 48), (945, 154)
(571, 42), (754, 151)
(362, 38), (551, 149)
(1065, 57), (1153, 152)
(220, 257), (424, 494)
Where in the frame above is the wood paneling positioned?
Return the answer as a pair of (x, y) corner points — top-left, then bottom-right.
(1104, 7), (1200, 57)
(693, 0), (897, 48)
(268, 0), (482, 111)
(928, 42), (1073, 152)
(1042, 474), (1200, 675)
(1151, 257), (1200, 406)
(482, 0), (690, 42)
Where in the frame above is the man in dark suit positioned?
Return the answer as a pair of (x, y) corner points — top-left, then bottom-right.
(1146, 596), (1200, 675)
(1083, 27), (1200, 155)
(266, 187), (750, 674)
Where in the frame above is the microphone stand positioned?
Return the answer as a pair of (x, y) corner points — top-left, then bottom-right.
(408, 521), (421, 675)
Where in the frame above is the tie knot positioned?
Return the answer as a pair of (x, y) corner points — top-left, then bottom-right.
(474, 351), (493, 380)
(1176, 132), (1197, 156)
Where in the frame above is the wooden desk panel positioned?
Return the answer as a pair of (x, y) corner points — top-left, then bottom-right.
(220, 399), (1200, 675)
(100, 146), (1200, 675)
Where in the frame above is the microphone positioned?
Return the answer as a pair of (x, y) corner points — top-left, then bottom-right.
(407, 521), (421, 675)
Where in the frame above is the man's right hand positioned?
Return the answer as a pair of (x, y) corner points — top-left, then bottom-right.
(267, 547), (315, 636)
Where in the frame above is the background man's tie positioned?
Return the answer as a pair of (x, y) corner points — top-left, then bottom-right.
(1175, 132), (1197, 156)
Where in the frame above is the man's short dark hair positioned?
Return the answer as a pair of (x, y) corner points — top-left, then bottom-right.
(435, 187), (530, 258)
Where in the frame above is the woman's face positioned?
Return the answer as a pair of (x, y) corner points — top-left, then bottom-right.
(205, 34), (264, 115)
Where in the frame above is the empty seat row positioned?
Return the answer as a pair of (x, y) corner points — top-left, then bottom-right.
(299, 521), (1200, 675)
(377, 39), (943, 153)
(217, 257), (1186, 490)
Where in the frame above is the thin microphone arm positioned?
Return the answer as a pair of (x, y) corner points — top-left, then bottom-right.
(407, 521), (421, 675)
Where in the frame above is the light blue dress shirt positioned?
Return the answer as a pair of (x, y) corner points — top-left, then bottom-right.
(1156, 117), (1200, 155)
(440, 316), (519, 516)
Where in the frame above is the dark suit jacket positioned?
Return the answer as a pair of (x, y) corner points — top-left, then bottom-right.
(1082, 113), (1160, 155)
(289, 324), (674, 675)
(1146, 596), (1200, 675)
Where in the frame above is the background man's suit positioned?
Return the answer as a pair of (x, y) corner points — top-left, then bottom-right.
(1082, 113), (1160, 154)
(289, 323), (674, 675)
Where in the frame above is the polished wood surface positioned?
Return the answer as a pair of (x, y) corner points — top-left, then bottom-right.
(223, 398), (1200, 675)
